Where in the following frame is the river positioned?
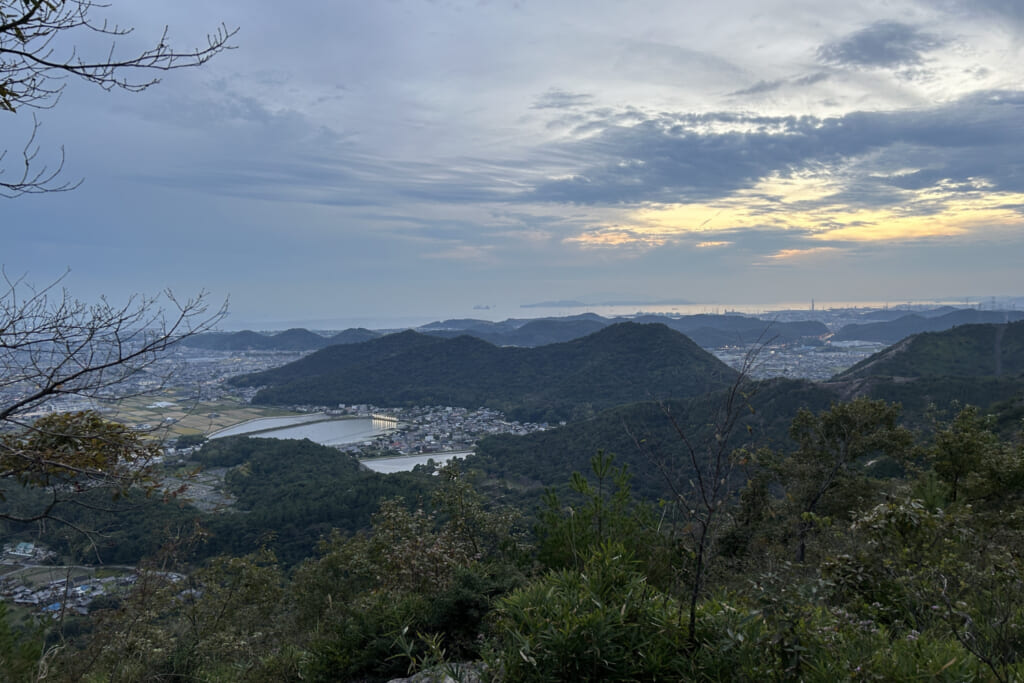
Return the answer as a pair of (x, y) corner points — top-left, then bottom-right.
(359, 451), (471, 473)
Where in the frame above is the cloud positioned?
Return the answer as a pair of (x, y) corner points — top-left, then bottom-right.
(564, 225), (670, 250)
(929, 0), (1024, 28)
(533, 88), (595, 109)
(525, 90), (1024, 207)
(817, 21), (947, 69)
(795, 72), (832, 87)
(123, 70), (1024, 269)
(729, 72), (829, 97)
(729, 79), (786, 96)
(765, 247), (842, 260)
(609, 37), (750, 90)
(527, 113), (822, 205)
(552, 158), (1024, 256)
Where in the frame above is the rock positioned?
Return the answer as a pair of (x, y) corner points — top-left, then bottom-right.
(387, 662), (485, 683)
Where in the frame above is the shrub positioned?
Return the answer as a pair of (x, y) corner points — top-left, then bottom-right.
(489, 542), (688, 682)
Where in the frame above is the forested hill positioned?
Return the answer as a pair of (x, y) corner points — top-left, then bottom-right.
(631, 314), (826, 347)
(834, 320), (1024, 381)
(232, 322), (739, 422)
(825, 322), (1024, 429)
(472, 326), (1024, 495)
(228, 329), (445, 387)
(471, 377), (840, 500)
(423, 316), (610, 347)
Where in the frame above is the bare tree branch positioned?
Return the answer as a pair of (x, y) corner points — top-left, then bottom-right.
(0, 115), (80, 196)
(1, 0), (237, 195)
(627, 334), (767, 649)
(0, 270), (227, 524)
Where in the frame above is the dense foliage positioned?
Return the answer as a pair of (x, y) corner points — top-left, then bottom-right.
(7, 398), (1018, 682)
(0, 437), (440, 567)
(471, 378), (839, 501)
(197, 437), (438, 564)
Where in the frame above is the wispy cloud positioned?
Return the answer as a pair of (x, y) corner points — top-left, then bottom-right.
(764, 246), (843, 260)
(564, 225), (670, 250)
(729, 72), (830, 97)
(421, 244), (496, 262)
(532, 88), (595, 110)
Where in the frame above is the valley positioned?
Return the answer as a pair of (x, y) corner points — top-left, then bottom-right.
(3, 308), (1024, 681)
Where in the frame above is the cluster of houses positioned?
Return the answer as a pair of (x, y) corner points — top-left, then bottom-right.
(2, 575), (109, 617)
(0, 542), (135, 618)
(335, 404), (551, 456)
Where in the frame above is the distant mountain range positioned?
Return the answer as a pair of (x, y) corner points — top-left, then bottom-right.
(832, 309), (1024, 344)
(184, 312), (827, 351)
(181, 327), (381, 351)
(229, 322), (739, 422)
(182, 307), (1024, 354)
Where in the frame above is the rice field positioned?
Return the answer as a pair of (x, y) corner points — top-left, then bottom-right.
(102, 394), (300, 438)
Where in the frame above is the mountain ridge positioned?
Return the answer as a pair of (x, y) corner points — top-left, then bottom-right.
(834, 320), (1024, 380)
(184, 313), (827, 351)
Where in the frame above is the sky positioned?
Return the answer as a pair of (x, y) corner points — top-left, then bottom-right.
(3, 0), (1023, 329)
